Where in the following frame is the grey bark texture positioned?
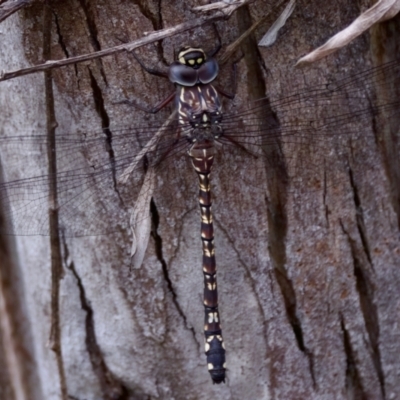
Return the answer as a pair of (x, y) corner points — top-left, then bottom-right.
(0, 0), (399, 399)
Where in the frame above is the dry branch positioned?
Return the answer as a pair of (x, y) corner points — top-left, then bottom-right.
(0, 0), (35, 24)
(0, 2), (250, 83)
(193, 0), (250, 16)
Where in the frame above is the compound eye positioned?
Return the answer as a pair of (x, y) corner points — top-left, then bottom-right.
(169, 62), (198, 85)
(197, 58), (219, 84)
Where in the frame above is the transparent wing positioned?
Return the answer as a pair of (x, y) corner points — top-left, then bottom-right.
(0, 122), (188, 236)
(219, 59), (400, 194)
(0, 59), (399, 237)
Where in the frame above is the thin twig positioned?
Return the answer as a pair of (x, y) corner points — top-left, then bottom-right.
(219, 0), (286, 65)
(193, 0), (250, 16)
(0, 2), (247, 83)
(0, 0), (35, 23)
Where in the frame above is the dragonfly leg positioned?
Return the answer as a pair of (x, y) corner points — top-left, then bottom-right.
(215, 61), (238, 100)
(115, 91), (175, 114)
(130, 50), (169, 79)
(208, 23), (222, 58)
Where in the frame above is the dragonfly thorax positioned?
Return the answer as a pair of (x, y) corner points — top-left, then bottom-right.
(190, 110), (222, 128)
(185, 111), (223, 143)
(177, 84), (223, 143)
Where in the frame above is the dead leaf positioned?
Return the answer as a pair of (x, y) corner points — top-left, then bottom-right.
(297, 0), (400, 65)
(130, 167), (156, 268)
(258, 0), (296, 47)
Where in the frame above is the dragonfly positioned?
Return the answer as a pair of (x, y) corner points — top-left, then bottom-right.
(0, 45), (400, 384)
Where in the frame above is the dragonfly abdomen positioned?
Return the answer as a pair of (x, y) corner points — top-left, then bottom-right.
(189, 142), (226, 384)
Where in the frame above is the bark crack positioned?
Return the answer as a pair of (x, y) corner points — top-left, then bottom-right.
(77, 0), (108, 85)
(234, 3), (318, 389)
(62, 240), (129, 400)
(323, 163), (330, 227)
(340, 314), (368, 400)
(348, 166), (372, 265)
(52, 10), (69, 58)
(149, 199), (198, 346)
(88, 68), (123, 202)
(52, 9), (79, 79)
(368, 59), (400, 231)
(272, 265), (316, 388)
(131, 0), (163, 31)
(340, 222), (385, 398)
(43, 5), (68, 398)
(128, 0), (168, 72)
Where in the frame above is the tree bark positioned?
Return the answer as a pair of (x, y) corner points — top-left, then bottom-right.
(0, 1), (399, 399)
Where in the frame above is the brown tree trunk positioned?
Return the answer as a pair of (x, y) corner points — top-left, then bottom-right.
(0, 1), (399, 399)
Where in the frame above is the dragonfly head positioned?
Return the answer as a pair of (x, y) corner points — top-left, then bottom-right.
(169, 47), (219, 86)
(177, 47), (207, 70)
